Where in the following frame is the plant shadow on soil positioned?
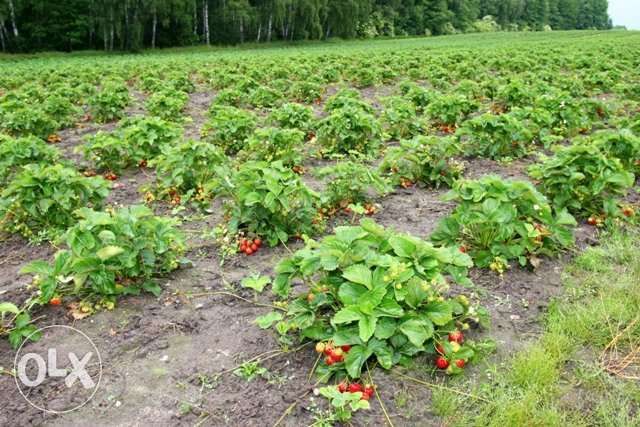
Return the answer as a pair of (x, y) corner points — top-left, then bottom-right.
(0, 81), (607, 426)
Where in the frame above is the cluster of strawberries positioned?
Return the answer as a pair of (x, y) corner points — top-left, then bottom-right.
(238, 237), (262, 255)
(316, 341), (350, 365)
(434, 330), (466, 370)
(337, 382), (375, 401)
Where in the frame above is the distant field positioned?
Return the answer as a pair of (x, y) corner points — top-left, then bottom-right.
(1, 31), (639, 426)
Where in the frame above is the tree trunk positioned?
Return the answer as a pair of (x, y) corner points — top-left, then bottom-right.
(152, 6), (157, 48)
(193, 0), (198, 36)
(109, 6), (115, 51)
(256, 23), (261, 43)
(202, 0), (209, 45)
(239, 16), (244, 43)
(0, 22), (5, 52)
(8, 0), (18, 37)
(267, 14), (272, 42)
(103, 23), (108, 51)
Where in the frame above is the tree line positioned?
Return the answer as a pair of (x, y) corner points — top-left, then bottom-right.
(0, 0), (612, 52)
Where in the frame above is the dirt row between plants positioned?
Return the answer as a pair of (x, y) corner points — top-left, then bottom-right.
(0, 83), (602, 426)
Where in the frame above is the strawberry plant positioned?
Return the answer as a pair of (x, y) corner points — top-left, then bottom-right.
(247, 85), (283, 109)
(430, 176), (576, 270)
(89, 81), (131, 123)
(378, 136), (464, 189)
(0, 164), (110, 241)
(211, 88), (246, 107)
(270, 219), (485, 380)
(325, 89), (374, 114)
(427, 93), (478, 126)
(201, 105), (257, 154)
(42, 94), (81, 128)
(457, 113), (534, 160)
(381, 97), (425, 140)
(20, 205), (186, 308)
(590, 129), (640, 173)
(268, 102), (314, 133)
(399, 81), (433, 112)
(316, 105), (382, 158)
(0, 100), (58, 139)
(237, 127), (306, 167)
(81, 132), (133, 173)
(529, 144), (635, 218)
(315, 161), (391, 212)
(217, 161), (321, 247)
(119, 116), (182, 162)
(148, 139), (228, 205)
(146, 88), (189, 122)
(289, 80), (323, 103)
(0, 135), (62, 185)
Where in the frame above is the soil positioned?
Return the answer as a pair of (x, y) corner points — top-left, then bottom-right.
(0, 80), (618, 427)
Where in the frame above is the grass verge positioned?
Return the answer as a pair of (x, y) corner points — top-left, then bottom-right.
(434, 226), (640, 426)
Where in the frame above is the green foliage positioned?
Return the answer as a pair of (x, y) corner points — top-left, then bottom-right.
(381, 97), (425, 140)
(237, 127), (306, 167)
(0, 136), (62, 185)
(80, 117), (182, 172)
(457, 113), (535, 160)
(289, 80), (323, 103)
(316, 161), (391, 209)
(379, 136), (464, 188)
(431, 176), (576, 270)
(268, 103), (315, 133)
(318, 386), (370, 422)
(202, 105), (257, 155)
(272, 219), (484, 380)
(427, 93), (479, 126)
(529, 144), (635, 218)
(590, 129), (640, 173)
(325, 89), (374, 114)
(119, 116), (183, 161)
(0, 164), (110, 241)
(218, 161), (321, 247)
(21, 205), (186, 305)
(81, 132), (132, 173)
(0, 100), (58, 139)
(146, 88), (189, 121)
(316, 105), (382, 158)
(149, 140), (228, 204)
(89, 81), (131, 123)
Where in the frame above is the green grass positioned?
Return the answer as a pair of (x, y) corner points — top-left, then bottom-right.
(433, 226), (640, 427)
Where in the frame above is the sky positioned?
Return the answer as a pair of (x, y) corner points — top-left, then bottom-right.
(609, 0), (640, 29)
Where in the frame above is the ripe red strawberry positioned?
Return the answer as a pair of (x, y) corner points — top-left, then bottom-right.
(254, 238), (262, 246)
(622, 207), (635, 217)
(325, 356), (335, 366)
(448, 330), (464, 344)
(587, 217), (598, 226)
(324, 344), (333, 356)
(341, 345), (351, 352)
(245, 248), (254, 255)
(251, 243), (258, 251)
(50, 297), (62, 306)
(338, 382), (348, 393)
(348, 383), (363, 393)
(363, 385), (374, 396)
(360, 393), (371, 401)
(455, 359), (466, 369)
(459, 245), (467, 253)
(435, 356), (449, 370)
(104, 172), (118, 181)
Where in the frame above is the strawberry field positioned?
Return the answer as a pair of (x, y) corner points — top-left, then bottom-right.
(1, 31), (640, 426)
